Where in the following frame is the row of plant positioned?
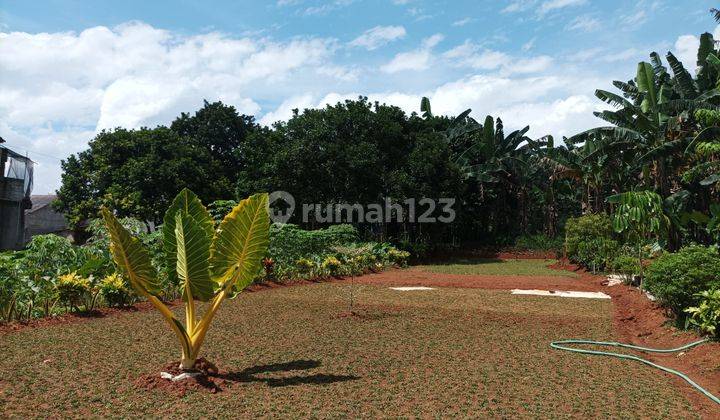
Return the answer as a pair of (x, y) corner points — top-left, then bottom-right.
(0, 214), (409, 323)
(565, 200), (720, 335)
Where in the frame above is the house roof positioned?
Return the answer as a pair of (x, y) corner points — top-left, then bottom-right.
(27, 194), (57, 213)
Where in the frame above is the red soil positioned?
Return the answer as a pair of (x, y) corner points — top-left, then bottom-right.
(3, 258), (719, 415)
(135, 358), (223, 396)
(548, 261), (720, 417)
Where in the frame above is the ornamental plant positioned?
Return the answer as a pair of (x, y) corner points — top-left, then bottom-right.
(101, 189), (269, 370)
(55, 272), (91, 311)
(685, 289), (720, 337)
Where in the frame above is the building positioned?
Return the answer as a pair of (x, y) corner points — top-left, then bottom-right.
(0, 138), (34, 250)
(24, 194), (72, 243)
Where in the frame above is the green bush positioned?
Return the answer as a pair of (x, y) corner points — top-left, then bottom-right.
(55, 272), (91, 311)
(99, 273), (133, 307)
(268, 223), (358, 264)
(685, 289), (720, 337)
(644, 246), (720, 318)
(609, 254), (641, 280)
(386, 247), (411, 267)
(574, 238), (619, 271)
(321, 256), (342, 276)
(565, 214), (615, 268)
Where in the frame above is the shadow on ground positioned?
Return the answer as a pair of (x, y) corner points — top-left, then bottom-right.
(215, 359), (360, 387)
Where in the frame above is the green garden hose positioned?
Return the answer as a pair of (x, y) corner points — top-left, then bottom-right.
(550, 338), (720, 405)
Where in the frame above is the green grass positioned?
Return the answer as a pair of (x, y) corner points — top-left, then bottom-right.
(0, 282), (696, 417)
(419, 258), (577, 277)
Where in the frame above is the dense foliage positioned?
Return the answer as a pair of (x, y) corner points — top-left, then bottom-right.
(0, 217), (407, 323)
(644, 245), (720, 319)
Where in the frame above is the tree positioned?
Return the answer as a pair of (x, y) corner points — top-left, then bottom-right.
(56, 127), (212, 228)
(171, 101), (261, 201)
(609, 190), (669, 289)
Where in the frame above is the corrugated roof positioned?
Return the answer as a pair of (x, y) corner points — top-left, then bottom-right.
(27, 195), (57, 213)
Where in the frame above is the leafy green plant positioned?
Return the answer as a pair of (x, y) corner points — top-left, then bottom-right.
(102, 189), (270, 370)
(99, 273), (134, 307)
(564, 214), (614, 265)
(685, 289), (720, 337)
(575, 238), (619, 272)
(321, 256), (342, 276)
(609, 190), (669, 288)
(55, 272), (91, 312)
(268, 223), (358, 266)
(644, 245), (720, 319)
(609, 254), (641, 282)
(387, 247), (411, 267)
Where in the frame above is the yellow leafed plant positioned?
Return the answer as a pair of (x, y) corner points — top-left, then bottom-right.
(101, 189), (270, 370)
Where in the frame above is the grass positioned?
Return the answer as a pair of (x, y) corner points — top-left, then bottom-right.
(419, 258), (577, 277)
(0, 281), (695, 417)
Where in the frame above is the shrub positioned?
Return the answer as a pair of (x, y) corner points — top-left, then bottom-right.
(387, 247), (411, 267)
(99, 273), (133, 307)
(56, 272), (91, 311)
(644, 246), (720, 318)
(574, 238), (619, 271)
(565, 213), (613, 258)
(268, 223), (358, 264)
(296, 258), (315, 272)
(609, 254), (641, 281)
(322, 256), (342, 276)
(685, 289), (720, 337)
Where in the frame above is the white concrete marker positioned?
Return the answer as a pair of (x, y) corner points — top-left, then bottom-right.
(511, 289), (611, 299)
(390, 286), (436, 291)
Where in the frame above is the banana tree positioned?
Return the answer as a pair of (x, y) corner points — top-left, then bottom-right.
(101, 189), (270, 370)
(574, 45), (720, 197)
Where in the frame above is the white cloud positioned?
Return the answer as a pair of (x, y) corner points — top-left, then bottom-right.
(452, 17), (473, 27)
(620, 10), (646, 25)
(304, 0), (355, 16)
(0, 22), (338, 193)
(522, 37), (537, 52)
(259, 94), (315, 126)
(381, 33), (443, 73)
(349, 25), (406, 50)
(0, 19), (647, 195)
(501, 0), (536, 13)
(381, 49), (432, 73)
(422, 33), (444, 48)
(674, 35), (700, 73)
(442, 40), (552, 75)
(566, 15), (600, 32)
(262, 72), (606, 142)
(538, 0), (586, 16)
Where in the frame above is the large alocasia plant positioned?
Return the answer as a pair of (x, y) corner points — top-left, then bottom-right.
(101, 189), (269, 370)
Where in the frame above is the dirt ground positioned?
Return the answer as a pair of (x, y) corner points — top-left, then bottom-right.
(2, 258), (719, 417)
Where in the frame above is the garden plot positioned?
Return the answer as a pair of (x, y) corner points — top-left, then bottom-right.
(0, 282), (697, 417)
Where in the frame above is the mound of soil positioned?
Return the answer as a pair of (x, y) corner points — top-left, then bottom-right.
(135, 358), (223, 396)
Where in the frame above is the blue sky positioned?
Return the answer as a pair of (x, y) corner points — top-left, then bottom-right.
(1, 0), (718, 193)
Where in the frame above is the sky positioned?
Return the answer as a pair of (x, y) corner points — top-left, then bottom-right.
(1, 0), (719, 194)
